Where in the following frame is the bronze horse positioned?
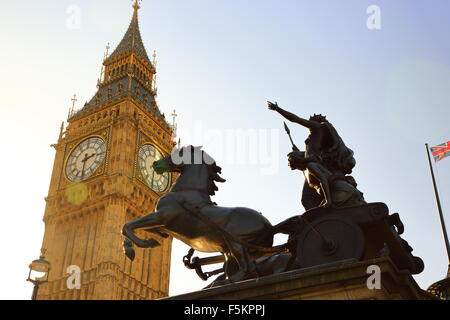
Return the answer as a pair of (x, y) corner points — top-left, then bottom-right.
(122, 146), (285, 284)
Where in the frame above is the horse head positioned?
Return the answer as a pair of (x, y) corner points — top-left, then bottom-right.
(153, 146), (226, 195)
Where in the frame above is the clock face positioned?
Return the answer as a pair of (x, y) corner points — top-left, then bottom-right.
(66, 137), (107, 182)
(138, 144), (171, 192)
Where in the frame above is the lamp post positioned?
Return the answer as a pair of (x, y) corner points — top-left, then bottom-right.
(27, 250), (51, 300)
(427, 266), (450, 300)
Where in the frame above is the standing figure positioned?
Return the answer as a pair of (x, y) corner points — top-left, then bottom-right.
(268, 101), (361, 210)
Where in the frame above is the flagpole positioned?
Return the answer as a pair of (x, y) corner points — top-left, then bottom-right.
(425, 143), (450, 263)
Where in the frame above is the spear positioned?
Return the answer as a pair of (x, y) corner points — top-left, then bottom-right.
(284, 122), (300, 152)
(283, 123), (335, 249)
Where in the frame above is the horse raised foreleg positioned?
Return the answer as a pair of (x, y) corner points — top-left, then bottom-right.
(122, 212), (165, 249)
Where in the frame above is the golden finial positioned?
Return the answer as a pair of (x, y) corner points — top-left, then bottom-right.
(171, 110), (178, 128)
(104, 42), (110, 60)
(71, 94), (78, 109)
(132, 0), (142, 11)
(152, 50), (157, 66)
(68, 94), (77, 118)
(59, 122), (65, 140)
(152, 50), (158, 92)
(171, 110), (178, 138)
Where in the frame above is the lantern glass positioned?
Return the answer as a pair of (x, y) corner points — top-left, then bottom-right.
(28, 257), (51, 282)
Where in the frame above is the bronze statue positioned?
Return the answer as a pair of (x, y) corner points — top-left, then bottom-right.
(268, 101), (362, 209)
(121, 142), (423, 287)
(120, 105), (424, 287)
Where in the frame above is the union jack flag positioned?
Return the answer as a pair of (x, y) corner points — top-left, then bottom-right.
(430, 141), (450, 162)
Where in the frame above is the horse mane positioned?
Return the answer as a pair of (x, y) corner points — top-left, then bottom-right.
(206, 162), (226, 196)
(185, 146), (226, 196)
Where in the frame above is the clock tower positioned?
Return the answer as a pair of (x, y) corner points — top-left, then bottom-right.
(37, 2), (175, 300)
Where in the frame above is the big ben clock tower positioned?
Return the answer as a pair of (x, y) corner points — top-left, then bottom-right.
(37, 1), (175, 300)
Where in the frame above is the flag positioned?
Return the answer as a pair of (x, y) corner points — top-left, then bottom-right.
(430, 141), (450, 162)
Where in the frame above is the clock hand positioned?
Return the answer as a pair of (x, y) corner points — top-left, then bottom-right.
(151, 170), (155, 188)
(81, 155), (88, 180)
(86, 153), (96, 161)
(80, 153), (94, 180)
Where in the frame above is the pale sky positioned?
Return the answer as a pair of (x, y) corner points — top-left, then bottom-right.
(1, 0), (450, 299)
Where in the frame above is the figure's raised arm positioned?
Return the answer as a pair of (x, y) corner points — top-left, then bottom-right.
(268, 101), (320, 130)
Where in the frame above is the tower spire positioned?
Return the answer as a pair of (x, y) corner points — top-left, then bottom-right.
(70, 0), (167, 127)
(104, 0), (151, 65)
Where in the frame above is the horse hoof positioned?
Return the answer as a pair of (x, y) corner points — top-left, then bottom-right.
(123, 238), (133, 248)
(124, 247), (135, 261)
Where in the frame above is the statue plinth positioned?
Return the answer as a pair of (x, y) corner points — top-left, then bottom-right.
(163, 258), (436, 300)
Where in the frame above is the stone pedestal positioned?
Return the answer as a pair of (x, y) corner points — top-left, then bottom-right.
(164, 258), (435, 300)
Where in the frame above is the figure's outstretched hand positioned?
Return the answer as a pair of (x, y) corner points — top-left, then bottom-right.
(267, 101), (279, 111)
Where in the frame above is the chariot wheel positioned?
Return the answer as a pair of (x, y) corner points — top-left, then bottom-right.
(295, 217), (365, 268)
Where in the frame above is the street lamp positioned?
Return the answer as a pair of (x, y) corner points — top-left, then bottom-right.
(27, 250), (51, 300)
(427, 265), (450, 300)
